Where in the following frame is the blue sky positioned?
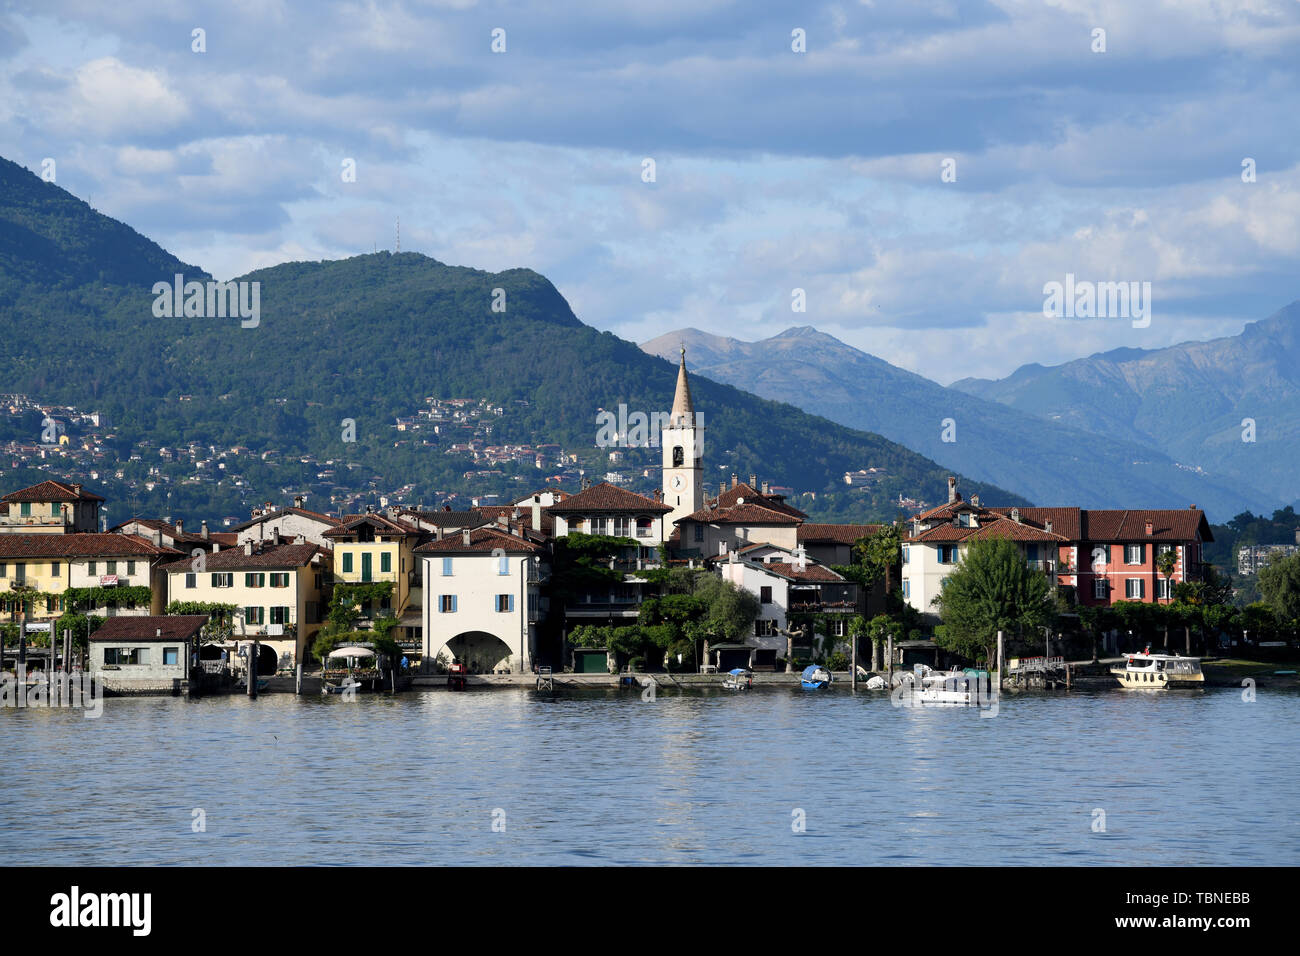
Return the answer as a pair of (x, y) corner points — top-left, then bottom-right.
(2, 0), (1298, 382)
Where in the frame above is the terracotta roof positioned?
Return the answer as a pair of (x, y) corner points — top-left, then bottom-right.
(679, 501), (803, 526)
(160, 542), (320, 572)
(909, 515), (1067, 544)
(546, 482), (671, 515)
(2, 479), (105, 503)
(322, 513), (422, 538)
(715, 483), (807, 519)
(89, 616), (208, 642)
(396, 508), (490, 529)
(475, 505), (554, 534)
(226, 507), (342, 533)
(759, 562), (845, 582)
(798, 523), (881, 544)
(413, 526), (545, 555)
(0, 533), (180, 558)
(1079, 509), (1212, 542)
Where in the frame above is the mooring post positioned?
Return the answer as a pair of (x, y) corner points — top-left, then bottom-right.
(295, 661), (302, 695)
(248, 640), (258, 699)
(886, 634), (893, 686)
(996, 630), (1004, 691)
(851, 628), (858, 691)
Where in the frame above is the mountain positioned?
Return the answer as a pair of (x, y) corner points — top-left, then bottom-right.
(641, 326), (1279, 521)
(0, 155), (1026, 524)
(952, 303), (1300, 507)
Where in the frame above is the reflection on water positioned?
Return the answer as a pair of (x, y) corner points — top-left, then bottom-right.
(3, 685), (1296, 865)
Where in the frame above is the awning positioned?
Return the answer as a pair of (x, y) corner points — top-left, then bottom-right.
(328, 646), (377, 659)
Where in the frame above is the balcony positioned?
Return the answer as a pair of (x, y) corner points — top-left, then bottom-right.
(1026, 559), (1056, 574)
(0, 514), (68, 530)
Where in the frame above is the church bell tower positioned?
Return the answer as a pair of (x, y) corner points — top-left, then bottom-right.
(662, 347), (704, 530)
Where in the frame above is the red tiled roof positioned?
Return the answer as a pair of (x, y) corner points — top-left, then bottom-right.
(797, 523), (882, 544)
(680, 501), (803, 526)
(2, 479), (105, 503)
(475, 505), (554, 534)
(226, 507), (342, 533)
(322, 513), (422, 538)
(546, 482), (671, 515)
(89, 616), (208, 642)
(159, 542), (320, 571)
(715, 483), (807, 519)
(0, 533), (180, 558)
(760, 562), (844, 582)
(413, 526), (545, 555)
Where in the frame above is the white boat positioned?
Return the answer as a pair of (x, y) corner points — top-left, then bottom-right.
(894, 665), (992, 706)
(722, 668), (753, 690)
(1112, 648), (1204, 689)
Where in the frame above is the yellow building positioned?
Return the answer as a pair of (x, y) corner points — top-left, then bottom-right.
(323, 513), (425, 660)
(0, 479), (104, 534)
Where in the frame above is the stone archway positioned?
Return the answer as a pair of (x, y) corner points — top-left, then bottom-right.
(437, 631), (516, 674)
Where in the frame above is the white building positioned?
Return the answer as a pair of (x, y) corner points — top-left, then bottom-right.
(415, 525), (548, 674)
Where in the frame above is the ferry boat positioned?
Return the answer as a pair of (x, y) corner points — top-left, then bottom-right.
(1112, 648), (1204, 689)
(722, 668), (753, 690)
(800, 665), (832, 689)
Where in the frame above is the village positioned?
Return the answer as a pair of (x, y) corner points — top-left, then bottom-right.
(0, 351), (1264, 702)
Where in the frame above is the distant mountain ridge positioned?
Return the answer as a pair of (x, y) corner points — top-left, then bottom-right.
(951, 302), (1300, 506)
(642, 325), (1281, 521)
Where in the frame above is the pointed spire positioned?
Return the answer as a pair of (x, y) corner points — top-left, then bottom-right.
(670, 345), (695, 426)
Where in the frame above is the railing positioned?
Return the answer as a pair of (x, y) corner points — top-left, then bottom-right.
(1027, 560), (1056, 573)
(789, 600), (858, 614)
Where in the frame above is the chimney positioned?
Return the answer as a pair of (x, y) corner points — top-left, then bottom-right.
(154, 530), (163, 547)
(1011, 508), (1021, 523)
(531, 495), (542, 533)
(1145, 520), (1153, 536)
(970, 494), (980, 507)
(201, 520), (209, 541)
(295, 534), (305, 545)
(175, 518), (184, 535)
(761, 481), (770, 495)
(462, 528), (471, 546)
(749, 474), (757, 488)
(1045, 519), (1053, 534)
(156, 627), (161, 638)
(244, 541), (253, 556)
(213, 542), (221, 553)
(435, 527), (443, 541)
(497, 514), (508, 528)
(731, 473), (738, 489)
(72, 483), (82, 495)
(947, 477), (957, 504)
(294, 495), (304, 509)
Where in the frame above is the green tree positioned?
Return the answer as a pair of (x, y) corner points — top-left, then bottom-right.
(850, 523), (903, 594)
(1258, 551), (1300, 624)
(930, 536), (1056, 667)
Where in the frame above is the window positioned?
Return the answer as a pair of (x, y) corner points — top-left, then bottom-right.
(88, 561), (96, 575)
(381, 552), (392, 573)
(106, 560), (117, 575)
(755, 619), (776, 637)
(938, 546), (958, 564)
(51, 562), (60, 578)
(342, 553), (353, 574)
(439, 595), (457, 613)
(694, 524), (704, 542)
(1156, 578), (1172, 600)
(901, 545), (909, 565)
(162, 647), (179, 666)
(902, 580), (911, 600)
(19, 502), (30, 517)
(245, 572), (266, 588)
(0, 563), (5, 577)
(126, 561), (136, 575)
(613, 517), (630, 537)
(52, 503), (61, 517)
(270, 573), (289, 588)
(270, 606), (290, 624)
(590, 517), (607, 535)
(1125, 544), (1145, 565)
(1126, 579), (1144, 599)
(244, 606), (265, 625)
(496, 594), (514, 613)
(185, 573), (196, 589)
(104, 647), (149, 666)
(760, 586), (772, 605)
(672, 446), (684, 467)
(498, 554), (509, 576)
(1094, 578), (1107, 599)
(212, 572), (234, 588)
(442, 557), (453, 576)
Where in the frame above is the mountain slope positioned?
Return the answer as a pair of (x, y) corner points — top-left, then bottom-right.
(0, 155), (1026, 523)
(642, 326), (1279, 521)
(952, 303), (1300, 505)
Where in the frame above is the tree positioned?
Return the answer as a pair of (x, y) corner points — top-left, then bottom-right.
(853, 523), (903, 594)
(1258, 552), (1300, 625)
(930, 536), (1056, 667)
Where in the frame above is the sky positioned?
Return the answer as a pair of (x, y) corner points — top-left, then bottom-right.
(2, 0), (1298, 384)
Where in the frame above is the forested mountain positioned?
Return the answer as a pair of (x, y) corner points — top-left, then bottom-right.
(0, 155), (1026, 525)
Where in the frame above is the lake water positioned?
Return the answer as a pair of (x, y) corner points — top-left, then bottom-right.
(4, 683), (1298, 865)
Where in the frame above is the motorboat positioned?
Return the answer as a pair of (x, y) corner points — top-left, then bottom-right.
(801, 664), (832, 689)
(722, 668), (753, 690)
(1112, 648), (1204, 689)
